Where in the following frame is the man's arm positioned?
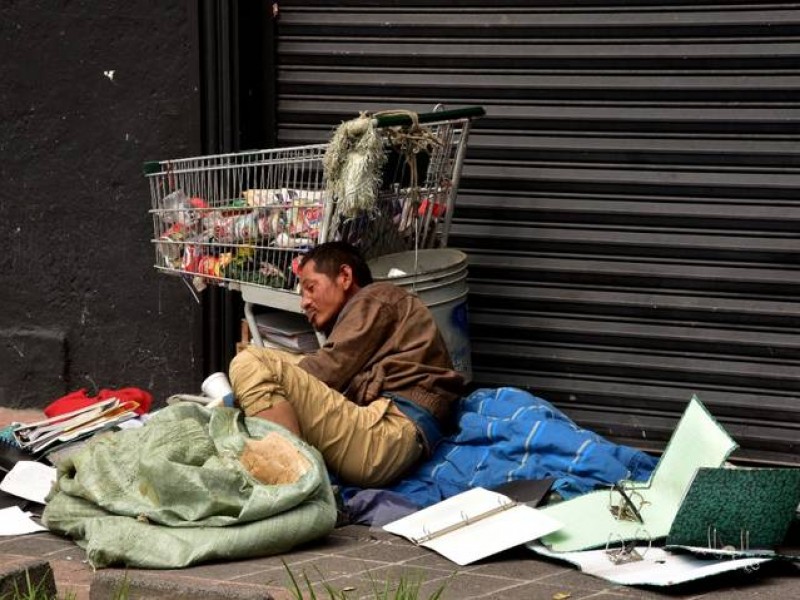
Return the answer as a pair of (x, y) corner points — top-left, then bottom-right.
(251, 402), (302, 437)
(299, 294), (394, 391)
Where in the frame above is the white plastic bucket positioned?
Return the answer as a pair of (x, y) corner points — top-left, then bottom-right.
(369, 249), (472, 383)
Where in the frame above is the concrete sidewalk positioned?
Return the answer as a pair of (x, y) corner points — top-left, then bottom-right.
(1, 523), (798, 600)
(2, 407), (798, 599)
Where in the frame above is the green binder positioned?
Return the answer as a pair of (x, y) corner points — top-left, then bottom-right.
(666, 467), (800, 556)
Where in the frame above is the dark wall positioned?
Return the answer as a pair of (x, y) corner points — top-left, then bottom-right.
(0, 1), (203, 408)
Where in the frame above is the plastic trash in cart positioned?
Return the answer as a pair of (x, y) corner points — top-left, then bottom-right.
(144, 105), (483, 307)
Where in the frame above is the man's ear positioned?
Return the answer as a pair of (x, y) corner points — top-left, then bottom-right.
(338, 264), (354, 291)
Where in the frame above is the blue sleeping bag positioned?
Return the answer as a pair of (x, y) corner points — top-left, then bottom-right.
(344, 387), (657, 518)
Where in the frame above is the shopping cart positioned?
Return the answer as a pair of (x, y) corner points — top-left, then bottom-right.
(145, 105), (484, 337)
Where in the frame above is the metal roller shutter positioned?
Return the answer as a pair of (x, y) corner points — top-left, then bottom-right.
(273, 1), (800, 464)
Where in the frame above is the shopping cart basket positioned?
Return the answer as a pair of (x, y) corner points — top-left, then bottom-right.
(145, 105), (484, 313)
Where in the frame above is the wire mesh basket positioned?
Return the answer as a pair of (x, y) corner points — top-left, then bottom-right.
(145, 106), (483, 305)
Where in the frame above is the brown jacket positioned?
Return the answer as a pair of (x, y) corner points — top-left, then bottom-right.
(299, 282), (464, 425)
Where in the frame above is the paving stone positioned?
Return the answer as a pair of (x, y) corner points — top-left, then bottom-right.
(295, 531), (367, 553)
(160, 557), (283, 582)
(334, 523), (400, 544)
(238, 553), (390, 588)
(337, 538), (430, 562)
(441, 578), (602, 600)
(681, 561), (800, 600)
(0, 555), (56, 599)
(49, 558), (92, 600)
(535, 563), (625, 591)
(305, 561), (457, 599)
(402, 549), (478, 572)
(459, 549), (573, 582)
(416, 570), (533, 600)
(0, 532), (84, 556)
(89, 569), (289, 600)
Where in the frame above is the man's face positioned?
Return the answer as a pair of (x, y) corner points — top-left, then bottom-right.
(299, 259), (351, 333)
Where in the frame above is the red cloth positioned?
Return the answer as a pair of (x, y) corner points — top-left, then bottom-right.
(43, 387), (153, 418)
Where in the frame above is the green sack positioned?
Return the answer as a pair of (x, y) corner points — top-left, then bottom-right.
(42, 403), (337, 568)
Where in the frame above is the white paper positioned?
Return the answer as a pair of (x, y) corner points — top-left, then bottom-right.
(529, 543), (771, 586)
(384, 487), (562, 565)
(385, 487), (508, 542)
(425, 504), (562, 565)
(0, 461), (57, 504)
(0, 506), (47, 536)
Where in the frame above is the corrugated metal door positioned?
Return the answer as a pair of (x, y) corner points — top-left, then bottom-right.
(273, 1), (800, 464)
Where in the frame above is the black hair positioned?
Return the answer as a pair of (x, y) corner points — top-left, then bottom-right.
(299, 241), (374, 287)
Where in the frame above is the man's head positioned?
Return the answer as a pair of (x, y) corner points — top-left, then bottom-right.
(298, 242), (374, 333)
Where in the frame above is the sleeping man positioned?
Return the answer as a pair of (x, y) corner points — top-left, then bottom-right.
(229, 241), (464, 487)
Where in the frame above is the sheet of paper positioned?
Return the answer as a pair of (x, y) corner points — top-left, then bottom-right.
(0, 461), (57, 504)
(0, 506), (47, 536)
(425, 504), (562, 565)
(529, 542), (771, 586)
(536, 396), (737, 552)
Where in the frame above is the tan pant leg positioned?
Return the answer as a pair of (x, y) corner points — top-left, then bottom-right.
(229, 346), (423, 487)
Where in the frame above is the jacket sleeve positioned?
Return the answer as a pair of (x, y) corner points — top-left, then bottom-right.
(298, 294), (394, 392)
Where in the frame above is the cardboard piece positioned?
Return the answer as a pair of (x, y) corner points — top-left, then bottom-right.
(536, 396), (737, 552)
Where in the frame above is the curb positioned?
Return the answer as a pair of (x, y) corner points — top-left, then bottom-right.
(0, 555), (56, 598)
(90, 569), (291, 600)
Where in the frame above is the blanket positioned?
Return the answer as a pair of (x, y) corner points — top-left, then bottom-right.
(344, 387), (657, 523)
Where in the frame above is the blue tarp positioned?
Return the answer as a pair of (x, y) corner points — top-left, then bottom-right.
(343, 387), (657, 521)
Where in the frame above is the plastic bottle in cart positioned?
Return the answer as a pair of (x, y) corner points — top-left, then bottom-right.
(211, 210), (283, 243)
(160, 189), (208, 230)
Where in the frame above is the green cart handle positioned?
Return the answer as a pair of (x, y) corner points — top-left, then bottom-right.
(143, 160), (162, 175)
(373, 105), (485, 128)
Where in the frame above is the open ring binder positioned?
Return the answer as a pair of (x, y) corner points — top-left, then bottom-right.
(383, 487), (563, 565)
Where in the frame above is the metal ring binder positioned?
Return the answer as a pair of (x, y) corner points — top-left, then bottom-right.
(608, 482), (648, 524)
(605, 528), (652, 565)
(413, 497), (517, 545)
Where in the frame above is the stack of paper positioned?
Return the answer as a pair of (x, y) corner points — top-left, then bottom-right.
(12, 397), (138, 456)
(254, 311), (320, 354)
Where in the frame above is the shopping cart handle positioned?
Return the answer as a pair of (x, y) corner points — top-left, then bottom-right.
(373, 106), (485, 128)
(141, 106), (485, 174)
(143, 160), (161, 175)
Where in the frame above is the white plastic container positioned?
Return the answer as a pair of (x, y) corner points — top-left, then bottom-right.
(369, 249), (472, 383)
